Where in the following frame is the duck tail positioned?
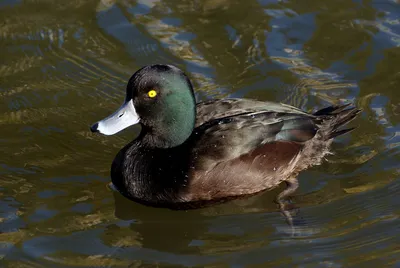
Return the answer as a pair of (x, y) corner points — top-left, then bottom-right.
(313, 104), (361, 140)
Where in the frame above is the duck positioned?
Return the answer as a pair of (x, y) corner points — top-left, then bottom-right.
(90, 64), (360, 214)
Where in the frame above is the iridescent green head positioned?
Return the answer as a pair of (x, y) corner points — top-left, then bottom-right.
(90, 64), (196, 148)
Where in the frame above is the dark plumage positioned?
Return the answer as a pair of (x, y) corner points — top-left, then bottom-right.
(90, 64), (360, 215)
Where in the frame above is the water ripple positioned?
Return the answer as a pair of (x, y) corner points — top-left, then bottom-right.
(0, 0), (399, 266)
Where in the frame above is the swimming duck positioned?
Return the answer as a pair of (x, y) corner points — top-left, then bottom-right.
(90, 64), (360, 213)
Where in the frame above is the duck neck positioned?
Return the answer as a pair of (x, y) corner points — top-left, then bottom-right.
(145, 96), (196, 148)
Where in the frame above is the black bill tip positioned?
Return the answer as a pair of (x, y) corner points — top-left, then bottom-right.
(90, 122), (99, 133)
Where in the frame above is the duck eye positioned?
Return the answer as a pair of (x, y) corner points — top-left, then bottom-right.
(147, 90), (157, 98)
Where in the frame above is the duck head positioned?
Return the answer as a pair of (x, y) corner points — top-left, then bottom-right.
(90, 64), (196, 148)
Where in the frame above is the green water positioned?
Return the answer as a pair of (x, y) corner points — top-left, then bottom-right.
(1, 0), (399, 266)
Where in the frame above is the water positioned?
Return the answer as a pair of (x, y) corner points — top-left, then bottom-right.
(1, 0), (399, 266)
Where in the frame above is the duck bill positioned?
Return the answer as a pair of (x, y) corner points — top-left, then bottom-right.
(90, 99), (140, 135)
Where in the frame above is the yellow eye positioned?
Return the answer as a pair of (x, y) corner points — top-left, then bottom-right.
(148, 90), (157, 98)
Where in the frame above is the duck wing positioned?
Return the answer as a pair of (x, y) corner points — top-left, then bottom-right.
(186, 109), (317, 201)
(185, 102), (359, 202)
(195, 98), (308, 127)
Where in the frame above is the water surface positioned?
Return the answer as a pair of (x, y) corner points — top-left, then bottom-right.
(1, 0), (400, 266)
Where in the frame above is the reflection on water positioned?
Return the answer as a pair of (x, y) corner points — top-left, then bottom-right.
(1, 0), (399, 266)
